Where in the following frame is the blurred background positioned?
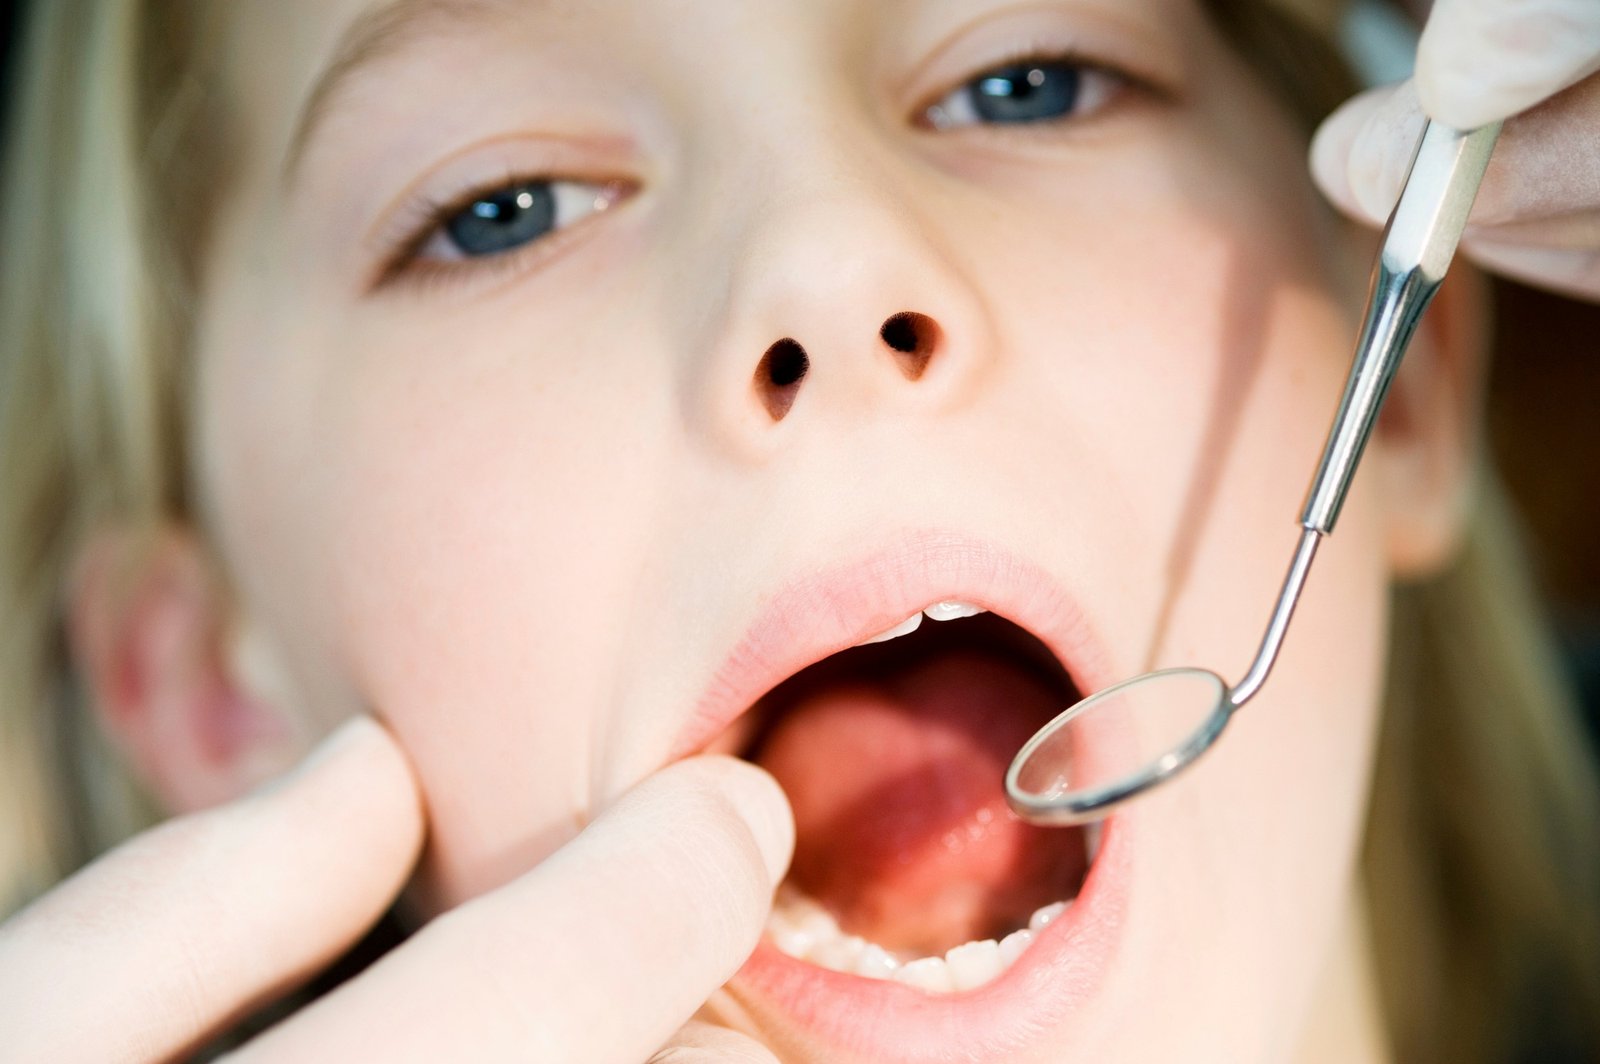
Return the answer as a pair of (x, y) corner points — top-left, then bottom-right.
(1488, 286), (1600, 752)
(1, 4), (16, 121)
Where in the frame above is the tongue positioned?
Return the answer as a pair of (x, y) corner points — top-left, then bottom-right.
(754, 648), (1085, 955)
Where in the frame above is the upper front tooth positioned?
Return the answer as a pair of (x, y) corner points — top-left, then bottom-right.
(858, 601), (987, 646)
(860, 612), (923, 644)
(924, 601), (985, 622)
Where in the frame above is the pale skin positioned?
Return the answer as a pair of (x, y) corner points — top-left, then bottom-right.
(0, 0), (1595, 1060)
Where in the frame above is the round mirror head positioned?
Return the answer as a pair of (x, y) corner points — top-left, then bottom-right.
(1004, 666), (1232, 826)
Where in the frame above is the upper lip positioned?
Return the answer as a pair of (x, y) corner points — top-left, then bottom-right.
(671, 527), (1116, 760)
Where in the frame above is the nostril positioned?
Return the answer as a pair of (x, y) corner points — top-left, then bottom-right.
(880, 312), (939, 380)
(756, 338), (809, 420)
(765, 338), (809, 387)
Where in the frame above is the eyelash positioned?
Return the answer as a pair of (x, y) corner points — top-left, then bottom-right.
(372, 47), (1135, 292)
(918, 43), (1133, 129)
(369, 173), (628, 293)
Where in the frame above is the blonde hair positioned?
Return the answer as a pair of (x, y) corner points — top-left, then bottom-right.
(0, 0), (220, 906)
(1, 2), (1596, 1060)
(1370, 481), (1600, 1060)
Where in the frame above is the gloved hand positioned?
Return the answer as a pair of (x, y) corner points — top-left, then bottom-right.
(1310, 0), (1600, 302)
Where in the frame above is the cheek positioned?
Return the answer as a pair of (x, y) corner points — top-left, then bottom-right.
(1136, 286), (1389, 1060)
(1117, 266), (1387, 1057)
(1130, 474), (1390, 1062)
(949, 130), (1386, 1054)
(205, 282), (687, 906)
(952, 132), (1361, 665)
(326, 332), (685, 905)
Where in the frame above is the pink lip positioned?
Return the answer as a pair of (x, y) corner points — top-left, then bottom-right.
(733, 813), (1131, 1062)
(673, 527), (1116, 760)
(677, 527), (1133, 1060)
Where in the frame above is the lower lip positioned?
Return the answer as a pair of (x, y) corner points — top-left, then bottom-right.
(728, 812), (1132, 1062)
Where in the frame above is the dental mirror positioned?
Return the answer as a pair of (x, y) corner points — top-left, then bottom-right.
(1006, 119), (1501, 827)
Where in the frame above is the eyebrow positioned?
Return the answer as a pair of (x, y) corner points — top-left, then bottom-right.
(284, 0), (509, 184)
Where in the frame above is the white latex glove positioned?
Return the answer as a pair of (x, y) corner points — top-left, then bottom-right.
(0, 718), (793, 1063)
(1311, 0), (1600, 302)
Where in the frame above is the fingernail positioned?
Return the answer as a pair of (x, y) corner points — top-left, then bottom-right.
(714, 760), (795, 887)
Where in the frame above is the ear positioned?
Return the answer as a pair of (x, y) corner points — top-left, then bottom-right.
(67, 525), (303, 814)
(1370, 265), (1491, 581)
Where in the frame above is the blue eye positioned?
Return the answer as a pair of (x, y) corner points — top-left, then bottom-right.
(926, 57), (1119, 130)
(974, 62), (1081, 123)
(445, 182), (556, 256)
(410, 178), (625, 265)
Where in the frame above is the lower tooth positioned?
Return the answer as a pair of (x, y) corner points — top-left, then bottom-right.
(945, 939), (1003, 992)
(811, 933), (866, 973)
(766, 888), (841, 962)
(893, 957), (955, 993)
(771, 923), (819, 959)
(767, 884), (1054, 993)
(1029, 900), (1070, 932)
(792, 905), (841, 940)
(854, 943), (900, 980)
(998, 927), (1034, 967)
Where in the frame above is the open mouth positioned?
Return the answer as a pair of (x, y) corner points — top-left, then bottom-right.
(733, 605), (1096, 994)
(684, 532), (1131, 1059)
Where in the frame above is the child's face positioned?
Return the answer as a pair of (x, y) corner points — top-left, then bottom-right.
(187, 0), (1464, 1059)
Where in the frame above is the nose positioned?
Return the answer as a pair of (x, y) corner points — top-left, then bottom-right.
(687, 180), (998, 455)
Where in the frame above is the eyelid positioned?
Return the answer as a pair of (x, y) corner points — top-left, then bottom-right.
(357, 131), (641, 276)
(895, 6), (1185, 120)
(920, 53), (1126, 130)
(368, 173), (633, 292)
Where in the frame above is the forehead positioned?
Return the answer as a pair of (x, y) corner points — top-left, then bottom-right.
(223, 0), (1220, 119)
(211, 0), (1341, 238)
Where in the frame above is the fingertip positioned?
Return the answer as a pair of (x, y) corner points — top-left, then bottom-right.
(693, 756), (795, 889)
(1310, 88), (1398, 226)
(1414, 46), (1503, 130)
(1309, 98), (1366, 215)
(1344, 83), (1428, 223)
(1416, 0), (1600, 128)
(270, 715), (425, 870)
(297, 713), (388, 774)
